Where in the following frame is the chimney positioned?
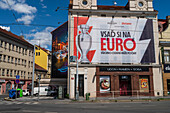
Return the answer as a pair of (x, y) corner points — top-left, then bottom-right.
(166, 16), (170, 24)
(70, 0), (73, 4)
(20, 35), (24, 39)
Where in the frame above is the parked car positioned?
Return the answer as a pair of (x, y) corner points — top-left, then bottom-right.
(34, 86), (57, 96)
(23, 89), (29, 96)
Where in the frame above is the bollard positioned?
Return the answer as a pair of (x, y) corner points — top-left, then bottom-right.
(86, 93), (90, 100)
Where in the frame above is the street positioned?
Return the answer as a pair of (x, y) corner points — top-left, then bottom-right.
(0, 100), (170, 113)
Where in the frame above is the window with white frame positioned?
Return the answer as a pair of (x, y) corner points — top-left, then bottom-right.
(164, 50), (170, 62)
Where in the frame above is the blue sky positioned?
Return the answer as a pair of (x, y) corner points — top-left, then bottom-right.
(0, 0), (169, 50)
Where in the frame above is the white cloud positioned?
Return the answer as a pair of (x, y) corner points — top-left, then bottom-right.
(13, 3), (37, 14)
(46, 14), (50, 16)
(0, 26), (10, 31)
(0, 0), (37, 24)
(40, 3), (47, 8)
(40, 0), (43, 2)
(26, 27), (54, 49)
(17, 15), (35, 24)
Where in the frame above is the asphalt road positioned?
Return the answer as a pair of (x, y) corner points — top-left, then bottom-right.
(0, 101), (170, 113)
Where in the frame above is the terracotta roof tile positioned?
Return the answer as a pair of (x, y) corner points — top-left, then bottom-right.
(0, 28), (33, 48)
(35, 63), (47, 72)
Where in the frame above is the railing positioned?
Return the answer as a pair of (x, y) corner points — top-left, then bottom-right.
(80, 90), (169, 101)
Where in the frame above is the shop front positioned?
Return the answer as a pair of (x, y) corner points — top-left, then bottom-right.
(163, 64), (170, 96)
(96, 66), (154, 97)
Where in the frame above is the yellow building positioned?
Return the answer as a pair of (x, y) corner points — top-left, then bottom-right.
(35, 45), (48, 70)
(159, 16), (170, 96)
(34, 45), (51, 86)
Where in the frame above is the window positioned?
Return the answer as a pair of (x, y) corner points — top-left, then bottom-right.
(16, 46), (18, 52)
(14, 70), (16, 76)
(18, 59), (20, 64)
(7, 69), (9, 76)
(21, 71), (23, 76)
(0, 54), (2, 61)
(22, 48), (24, 55)
(101, 14), (106, 17)
(31, 62), (33, 67)
(10, 70), (13, 77)
(8, 56), (10, 62)
(25, 49), (27, 55)
(36, 52), (40, 56)
(164, 50), (170, 62)
(2, 69), (5, 76)
(15, 58), (17, 64)
(17, 71), (19, 75)
(4, 42), (7, 49)
(11, 57), (13, 63)
(3, 55), (6, 62)
(11, 44), (14, 51)
(29, 61), (30, 67)
(19, 47), (21, 53)
(139, 75), (150, 93)
(9, 44), (11, 50)
(0, 40), (3, 47)
(29, 51), (31, 56)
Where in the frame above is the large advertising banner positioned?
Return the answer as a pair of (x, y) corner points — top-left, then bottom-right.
(74, 17), (155, 63)
(51, 22), (68, 78)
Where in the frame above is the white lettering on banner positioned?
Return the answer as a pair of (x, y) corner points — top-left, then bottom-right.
(74, 17), (155, 63)
(166, 66), (170, 71)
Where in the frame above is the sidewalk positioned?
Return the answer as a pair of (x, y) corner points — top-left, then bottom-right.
(2, 95), (170, 104)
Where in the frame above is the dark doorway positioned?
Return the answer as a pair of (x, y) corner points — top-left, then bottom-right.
(75, 74), (84, 97)
(119, 75), (132, 96)
(79, 75), (84, 97)
(6, 82), (11, 94)
(167, 79), (170, 95)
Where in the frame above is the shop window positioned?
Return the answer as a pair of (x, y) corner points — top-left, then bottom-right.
(100, 76), (111, 93)
(139, 75), (150, 93)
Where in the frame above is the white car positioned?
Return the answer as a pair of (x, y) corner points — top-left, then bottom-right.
(23, 89), (29, 96)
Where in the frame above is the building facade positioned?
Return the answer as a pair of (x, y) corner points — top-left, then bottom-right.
(159, 16), (170, 96)
(68, 0), (163, 99)
(0, 28), (34, 94)
(34, 45), (51, 86)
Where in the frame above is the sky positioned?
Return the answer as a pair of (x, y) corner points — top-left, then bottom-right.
(0, 0), (169, 50)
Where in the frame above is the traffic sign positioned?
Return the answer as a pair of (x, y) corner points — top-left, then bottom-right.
(15, 79), (20, 84)
(16, 75), (20, 79)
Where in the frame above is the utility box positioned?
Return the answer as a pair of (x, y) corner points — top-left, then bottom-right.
(58, 86), (64, 99)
